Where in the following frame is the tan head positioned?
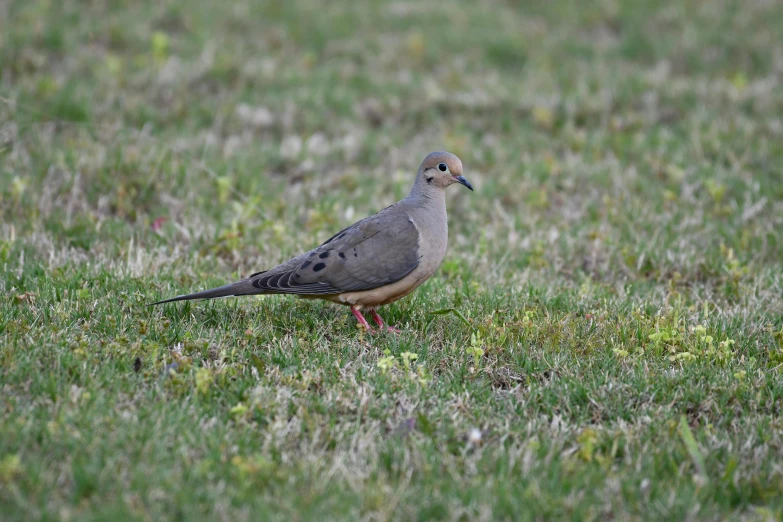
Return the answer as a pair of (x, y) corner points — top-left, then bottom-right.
(417, 151), (473, 191)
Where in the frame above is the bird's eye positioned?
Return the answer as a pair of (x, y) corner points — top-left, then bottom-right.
(438, 163), (448, 172)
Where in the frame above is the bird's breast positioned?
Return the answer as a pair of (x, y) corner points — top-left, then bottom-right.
(410, 210), (448, 279)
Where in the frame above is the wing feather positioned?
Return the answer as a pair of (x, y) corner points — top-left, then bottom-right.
(249, 208), (420, 295)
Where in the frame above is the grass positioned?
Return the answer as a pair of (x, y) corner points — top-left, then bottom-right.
(2, 0), (783, 519)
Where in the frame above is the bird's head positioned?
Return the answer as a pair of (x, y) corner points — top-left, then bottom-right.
(417, 151), (473, 191)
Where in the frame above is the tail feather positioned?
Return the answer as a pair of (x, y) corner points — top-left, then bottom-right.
(149, 280), (259, 306)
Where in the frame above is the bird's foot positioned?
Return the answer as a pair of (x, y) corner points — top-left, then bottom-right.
(370, 310), (402, 334)
(351, 306), (375, 333)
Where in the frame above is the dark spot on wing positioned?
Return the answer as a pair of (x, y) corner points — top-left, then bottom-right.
(319, 251), (330, 259)
(313, 263), (326, 272)
(338, 252), (345, 259)
(309, 252), (316, 257)
(321, 229), (349, 246)
(301, 261), (312, 269)
(354, 253), (358, 257)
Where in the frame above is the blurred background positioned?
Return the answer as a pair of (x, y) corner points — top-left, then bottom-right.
(2, 0), (781, 289)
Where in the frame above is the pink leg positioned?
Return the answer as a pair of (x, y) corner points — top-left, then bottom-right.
(370, 310), (402, 333)
(351, 306), (374, 332)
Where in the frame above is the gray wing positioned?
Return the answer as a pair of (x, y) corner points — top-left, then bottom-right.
(248, 208), (421, 295)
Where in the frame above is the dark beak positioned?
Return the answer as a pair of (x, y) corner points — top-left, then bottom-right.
(454, 175), (474, 191)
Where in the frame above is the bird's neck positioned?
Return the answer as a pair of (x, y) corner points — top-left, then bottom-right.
(402, 179), (448, 227)
(406, 174), (447, 205)
(402, 177), (449, 262)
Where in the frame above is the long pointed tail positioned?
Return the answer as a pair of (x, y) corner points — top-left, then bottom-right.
(149, 280), (259, 306)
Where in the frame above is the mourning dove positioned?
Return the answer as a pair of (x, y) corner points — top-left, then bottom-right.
(151, 151), (473, 332)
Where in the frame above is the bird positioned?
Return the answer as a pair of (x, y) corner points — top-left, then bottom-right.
(151, 151), (473, 332)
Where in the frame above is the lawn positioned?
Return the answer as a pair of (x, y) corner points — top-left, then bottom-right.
(2, 0), (783, 520)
